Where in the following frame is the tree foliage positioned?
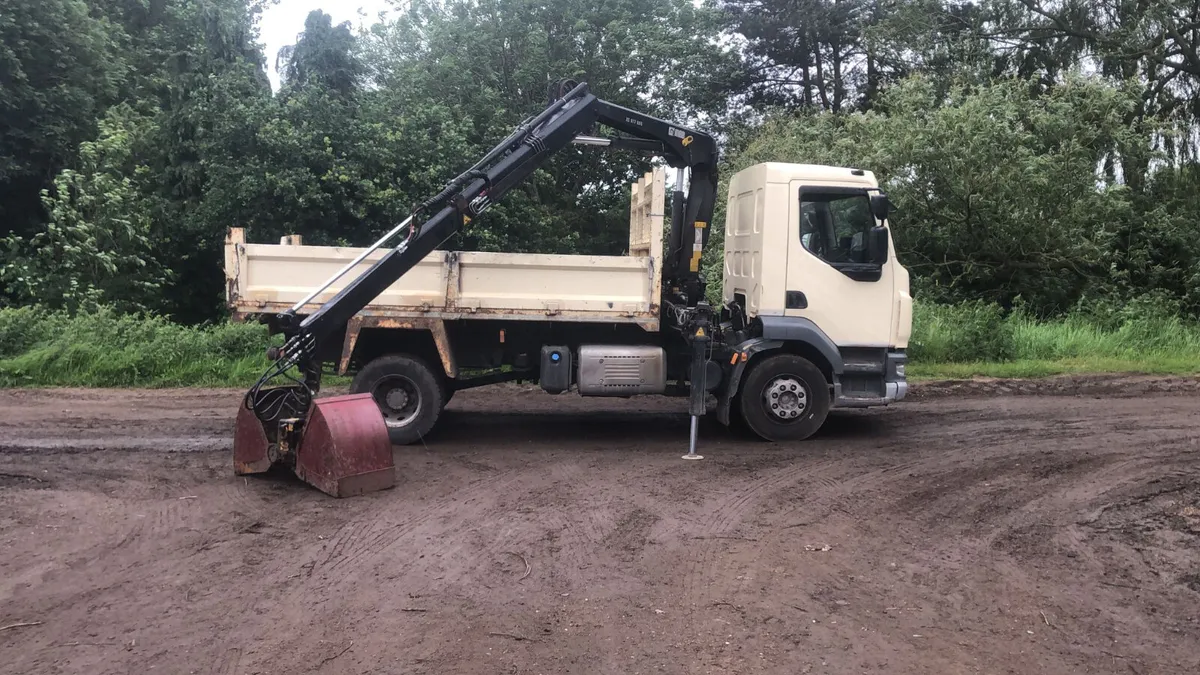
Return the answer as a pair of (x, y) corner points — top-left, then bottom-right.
(363, 0), (738, 254)
(2, 106), (165, 312)
(0, 0), (1198, 322)
(0, 0), (123, 238)
(709, 76), (1163, 313)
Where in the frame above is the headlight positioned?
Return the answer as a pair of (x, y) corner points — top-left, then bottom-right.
(895, 363), (906, 378)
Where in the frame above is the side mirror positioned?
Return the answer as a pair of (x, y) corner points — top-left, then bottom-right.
(870, 193), (890, 222)
(867, 226), (889, 265)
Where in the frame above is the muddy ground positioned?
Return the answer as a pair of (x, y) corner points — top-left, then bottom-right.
(1, 376), (1198, 674)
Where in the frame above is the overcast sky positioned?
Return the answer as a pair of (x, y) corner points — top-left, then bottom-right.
(259, 0), (394, 89)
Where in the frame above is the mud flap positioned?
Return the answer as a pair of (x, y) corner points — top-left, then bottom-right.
(294, 394), (395, 498)
(717, 338), (784, 426)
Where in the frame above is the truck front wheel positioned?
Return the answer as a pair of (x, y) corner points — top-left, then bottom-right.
(350, 354), (445, 445)
(738, 354), (830, 442)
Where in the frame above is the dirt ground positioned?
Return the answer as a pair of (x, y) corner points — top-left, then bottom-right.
(1, 377), (1198, 675)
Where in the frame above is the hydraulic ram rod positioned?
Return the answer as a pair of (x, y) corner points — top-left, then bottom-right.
(289, 215), (415, 312)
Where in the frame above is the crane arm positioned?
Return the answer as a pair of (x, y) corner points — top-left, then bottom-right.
(250, 81), (718, 424)
(289, 82), (715, 350)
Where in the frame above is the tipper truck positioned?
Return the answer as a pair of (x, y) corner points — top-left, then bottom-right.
(230, 80), (912, 497)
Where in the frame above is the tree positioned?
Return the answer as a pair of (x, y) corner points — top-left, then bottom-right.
(278, 10), (365, 96)
(114, 0), (273, 323)
(1, 106), (166, 312)
(193, 8), (476, 255)
(0, 0), (123, 240)
(979, 1), (1200, 184)
(364, 0), (738, 255)
(716, 76), (1143, 314)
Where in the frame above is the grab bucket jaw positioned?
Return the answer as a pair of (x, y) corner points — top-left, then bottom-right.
(295, 393), (395, 497)
(233, 393), (395, 498)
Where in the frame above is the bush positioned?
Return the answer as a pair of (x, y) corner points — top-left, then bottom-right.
(0, 306), (272, 387)
(0, 306), (67, 358)
(910, 300), (1016, 362)
(2, 300), (1197, 387)
(910, 296), (1200, 374)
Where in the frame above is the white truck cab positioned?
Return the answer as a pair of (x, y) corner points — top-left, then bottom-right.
(715, 163), (912, 429)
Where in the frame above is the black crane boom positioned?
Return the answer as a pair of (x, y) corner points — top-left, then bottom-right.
(249, 81), (718, 426)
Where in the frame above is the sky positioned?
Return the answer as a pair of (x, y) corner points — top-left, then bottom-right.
(259, 0), (394, 90)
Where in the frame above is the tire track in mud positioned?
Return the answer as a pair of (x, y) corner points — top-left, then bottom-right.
(7, 386), (1200, 675)
(541, 462), (603, 575)
(304, 468), (530, 586)
(678, 452), (947, 608)
(215, 646), (243, 675)
(108, 483), (253, 555)
(218, 477), (272, 515)
(701, 456), (846, 537)
(416, 509), (548, 595)
(398, 463), (669, 596)
(675, 457), (846, 606)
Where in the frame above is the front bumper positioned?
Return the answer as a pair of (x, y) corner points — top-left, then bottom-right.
(885, 350), (908, 402)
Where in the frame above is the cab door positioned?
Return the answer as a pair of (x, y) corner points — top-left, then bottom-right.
(784, 181), (895, 347)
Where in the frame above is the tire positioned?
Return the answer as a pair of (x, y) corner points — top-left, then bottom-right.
(350, 354), (445, 445)
(738, 354), (831, 442)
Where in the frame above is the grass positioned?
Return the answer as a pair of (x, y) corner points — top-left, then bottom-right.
(910, 356), (1200, 380)
(1, 301), (1197, 388)
(908, 300), (1200, 380)
(0, 306), (275, 388)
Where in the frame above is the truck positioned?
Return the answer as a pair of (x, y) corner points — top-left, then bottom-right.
(230, 80), (911, 497)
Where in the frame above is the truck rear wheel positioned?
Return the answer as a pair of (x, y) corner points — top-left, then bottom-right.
(350, 354), (445, 445)
(738, 354), (830, 442)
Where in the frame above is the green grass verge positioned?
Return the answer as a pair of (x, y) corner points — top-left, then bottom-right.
(0, 306), (276, 388)
(908, 299), (1200, 380)
(909, 357), (1200, 381)
(2, 301), (1198, 388)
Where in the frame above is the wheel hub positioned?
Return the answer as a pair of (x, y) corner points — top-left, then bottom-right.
(385, 388), (410, 410)
(764, 376), (807, 421)
(373, 376), (422, 428)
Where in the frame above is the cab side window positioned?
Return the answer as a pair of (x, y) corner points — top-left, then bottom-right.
(800, 192), (874, 265)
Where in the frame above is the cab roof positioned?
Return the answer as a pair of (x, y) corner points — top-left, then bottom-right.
(732, 162), (879, 189)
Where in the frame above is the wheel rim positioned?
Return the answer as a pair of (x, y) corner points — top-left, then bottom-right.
(762, 375), (808, 422)
(371, 375), (422, 428)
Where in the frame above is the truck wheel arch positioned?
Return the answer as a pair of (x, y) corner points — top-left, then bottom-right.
(338, 317), (457, 380)
(717, 320), (844, 427)
(758, 316), (844, 378)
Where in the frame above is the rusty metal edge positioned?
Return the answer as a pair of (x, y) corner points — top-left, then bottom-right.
(336, 316), (458, 379)
(338, 315), (365, 376)
(229, 301), (660, 327)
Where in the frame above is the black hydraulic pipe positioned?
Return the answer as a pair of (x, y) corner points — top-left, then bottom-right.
(669, 171), (685, 282)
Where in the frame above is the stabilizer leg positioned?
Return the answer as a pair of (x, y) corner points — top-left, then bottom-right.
(682, 302), (712, 461)
(683, 415), (703, 460)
